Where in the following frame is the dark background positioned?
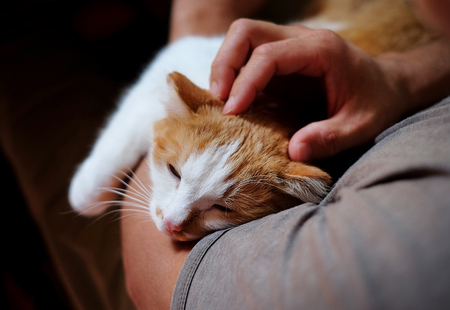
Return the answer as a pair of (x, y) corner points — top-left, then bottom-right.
(1, 1), (170, 308)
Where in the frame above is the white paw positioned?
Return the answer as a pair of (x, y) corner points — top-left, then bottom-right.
(69, 157), (116, 215)
(68, 36), (222, 215)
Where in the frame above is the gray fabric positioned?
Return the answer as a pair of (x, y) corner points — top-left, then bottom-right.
(172, 96), (450, 310)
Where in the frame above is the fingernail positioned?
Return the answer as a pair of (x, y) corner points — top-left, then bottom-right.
(223, 96), (236, 114)
(210, 81), (219, 97)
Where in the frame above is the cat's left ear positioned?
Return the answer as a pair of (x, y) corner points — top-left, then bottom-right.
(164, 72), (223, 118)
(282, 162), (331, 204)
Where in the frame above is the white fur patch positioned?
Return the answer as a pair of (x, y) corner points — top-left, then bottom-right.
(285, 176), (329, 204)
(69, 36), (224, 213)
(181, 141), (240, 199)
(150, 141), (240, 227)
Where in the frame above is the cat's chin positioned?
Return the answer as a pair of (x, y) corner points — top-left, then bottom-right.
(160, 226), (202, 241)
(152, 210), (203, 241)
(169, 232), (198, 242)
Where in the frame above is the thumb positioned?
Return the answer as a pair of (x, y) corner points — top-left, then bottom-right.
(289, 117), (360, 162)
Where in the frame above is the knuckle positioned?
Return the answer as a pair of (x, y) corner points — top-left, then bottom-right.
(310, 29), (344, 55)
(323, 128), (340, 156)
(230, 18), (255, 34)
(310, 122), (341, 157)
(253, 43), (274, 60)
(314, 28), (340, 42)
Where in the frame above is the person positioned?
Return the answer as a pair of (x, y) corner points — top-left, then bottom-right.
(121, 0), (450, 309)
(1, 0), (449, 309)
(0, 0), (274, 308)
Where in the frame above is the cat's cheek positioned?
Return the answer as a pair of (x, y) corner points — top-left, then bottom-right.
(149, 202), (166, 232)
(204, 219), (231, 231)
(153, 215), (170, 235)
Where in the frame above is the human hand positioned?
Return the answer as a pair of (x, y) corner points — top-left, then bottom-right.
(209, 19), (410, 162)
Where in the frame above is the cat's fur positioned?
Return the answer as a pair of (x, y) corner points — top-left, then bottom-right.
(69, 0), (435, 240)
(151, 72), (331, 240)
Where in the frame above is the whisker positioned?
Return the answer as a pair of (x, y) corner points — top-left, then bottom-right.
(234, 177), (288, 193)
(99, 209), (149, 225)
(88, 200), (151, 225)
(234, 180), (286, 193)
(111, 172), (132, 189)
(109, 186), (151, 205)
(75, 205), (125, 226)
(82, 199), (149, 216)
(119, 212), (154, 226)
(239, 193), (275, 211)
(110, 174), (152, 202)
(98, 187), (150, 206)
(117, 169), (152, 198)
(237, 174), (287, 184)
(127, 170), (152, 197)
(119, 201), (150, 210)
(121, 209), (151, 217)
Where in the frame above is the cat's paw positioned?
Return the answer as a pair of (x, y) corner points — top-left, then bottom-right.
(69, 157), (120, 215)
(68, 36), (223, 215)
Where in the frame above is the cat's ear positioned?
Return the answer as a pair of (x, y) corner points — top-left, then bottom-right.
(282, 162), (331, 203)
(164, 72), (223, 118)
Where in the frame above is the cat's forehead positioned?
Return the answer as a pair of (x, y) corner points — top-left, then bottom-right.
(181, 140), (240, 196)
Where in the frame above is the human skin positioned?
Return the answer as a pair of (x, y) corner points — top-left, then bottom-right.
(413, 0), (450, 37)
(121, 159), (194, 309)
(122, 3), (269, 309)
(169, 0), (268, 41)
(121, 1), (450, 309)
(210, 19), (450, 162)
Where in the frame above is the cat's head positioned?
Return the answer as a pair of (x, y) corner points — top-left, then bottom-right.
(148, 72), (331, 241)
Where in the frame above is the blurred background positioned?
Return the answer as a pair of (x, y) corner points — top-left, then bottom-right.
(1, 1), (171, 308)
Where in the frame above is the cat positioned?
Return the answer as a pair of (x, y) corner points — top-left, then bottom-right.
(69, 0), (435, 241)
(149, 72), (331, 240)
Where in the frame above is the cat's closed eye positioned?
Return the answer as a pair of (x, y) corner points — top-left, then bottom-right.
(213, 204), (232, 213)
(169, 164), (181, 179)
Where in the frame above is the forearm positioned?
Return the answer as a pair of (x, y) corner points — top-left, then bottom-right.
(121, 160), (194, 309)
(377, 38), (450, 117)
(169, 0), (268, 42)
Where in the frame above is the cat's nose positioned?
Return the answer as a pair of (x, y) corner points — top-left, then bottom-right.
(164, 219), (182, 234)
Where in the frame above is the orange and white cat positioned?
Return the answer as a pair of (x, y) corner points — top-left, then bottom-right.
(69, 0), (434, 240)
(150, 72), (331, 240)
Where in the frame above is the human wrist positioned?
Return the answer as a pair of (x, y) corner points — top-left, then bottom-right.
(374, 53), (412, 118)
(376, 39), (450, 117)
(169, 0), (269, 42)
(169, 1), (233, 42)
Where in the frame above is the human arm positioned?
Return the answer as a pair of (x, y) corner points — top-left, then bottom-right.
(120, 2), (450, 309)
(121, 1), (269, 309)
(209, 19), (450, 162)
(121, 159), (194, 309)
(122, 99), (450, 310)
(169, 0), (268, 42)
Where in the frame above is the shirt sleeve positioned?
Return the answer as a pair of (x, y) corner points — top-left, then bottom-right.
(172, 97), (450, 310)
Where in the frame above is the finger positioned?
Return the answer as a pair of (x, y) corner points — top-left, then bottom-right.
(225, 30), (341, 115)
(288, 114), (365, 162)
(210, 19), (297, 101)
